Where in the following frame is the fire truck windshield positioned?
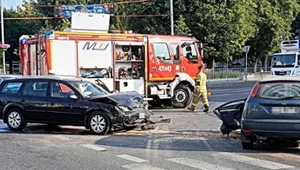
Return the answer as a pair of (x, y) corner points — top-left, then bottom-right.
(272, 54), (296, 67)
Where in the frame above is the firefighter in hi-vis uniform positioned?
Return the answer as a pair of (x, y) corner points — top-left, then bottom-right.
(188, 65), (209, 112)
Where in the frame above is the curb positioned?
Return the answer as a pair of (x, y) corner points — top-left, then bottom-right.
(207, 80), (258, 86)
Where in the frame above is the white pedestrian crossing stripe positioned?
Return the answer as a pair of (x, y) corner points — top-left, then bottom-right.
(167, 157), (235, 170)
(119, 153), (296, 170)
(213, 152), (295, 170)
(117, 154), (147, 163)
(122, 164), (167, 170)
(80, 144), (107, 151)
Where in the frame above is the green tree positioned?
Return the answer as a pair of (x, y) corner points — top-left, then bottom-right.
(174, 15), (190, 35)
(126, 0), (169, 34)
(181, 0), (257, 68)
(246, 0), (299, 72)
(2, 0), (44, 63)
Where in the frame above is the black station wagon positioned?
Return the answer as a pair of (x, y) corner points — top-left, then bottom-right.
(0, 76), (150, 135)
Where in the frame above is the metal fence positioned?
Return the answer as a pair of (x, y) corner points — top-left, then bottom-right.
(211, 67), (271, 73)
(206, 67), (271, 80)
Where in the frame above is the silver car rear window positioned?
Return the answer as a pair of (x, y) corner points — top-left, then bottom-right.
(258, 82), (300, 99)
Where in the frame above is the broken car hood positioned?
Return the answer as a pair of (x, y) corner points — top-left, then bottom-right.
(88, 91), (144, 108)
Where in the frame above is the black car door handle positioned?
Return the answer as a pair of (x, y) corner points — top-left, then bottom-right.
(20, 99), (25, 102)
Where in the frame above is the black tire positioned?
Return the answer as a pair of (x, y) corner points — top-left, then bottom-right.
(6, 108), (27, 131)
(172, 84), (192, 108)
(148, 96), (162, 108)
(242, 141), (254, 150)
(149, 101), (162, 107)
(88, 111), (111, 135)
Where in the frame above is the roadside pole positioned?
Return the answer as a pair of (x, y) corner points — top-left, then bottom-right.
(170, 0), (174, 35)
(0, 0), (5, 74)
(226, 58), (228, 82)
(244, 46), (250, 81)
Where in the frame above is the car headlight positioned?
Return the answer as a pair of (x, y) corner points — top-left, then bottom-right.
(287, 71), (291, 75)
(118, 105), (131, 112)
(114, 106), (125, 115)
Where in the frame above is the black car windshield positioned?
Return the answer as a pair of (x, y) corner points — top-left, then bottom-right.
(258, 82), (300, 99)
(69, 81), (109, 98)
(272, 54), (296, 67)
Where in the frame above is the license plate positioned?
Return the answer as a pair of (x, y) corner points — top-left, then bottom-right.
(271, 107), (299, 114)
(139, 112), (145, 119)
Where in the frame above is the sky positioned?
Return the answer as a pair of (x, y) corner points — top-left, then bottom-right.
(4, 0), (24, 9)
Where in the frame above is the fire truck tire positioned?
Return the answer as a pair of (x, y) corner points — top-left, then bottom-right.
(149, 97), (162, 107)
(172, 84), (192, 108)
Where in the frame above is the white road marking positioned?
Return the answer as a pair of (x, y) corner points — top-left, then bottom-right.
(260, 153), (300, 162)
(80, 144), (107, 151)
(214, 152), (295, 170)
(167, 157), (235, 170)
(0, 129), (9, 132)
(211, 88), (251, 93)
(122, 163), (167, 170)
(209, 93), (233, 97)
(52, 135), (71, 141)
(117, 154), (147, 163)
(0, 121), (9, 132)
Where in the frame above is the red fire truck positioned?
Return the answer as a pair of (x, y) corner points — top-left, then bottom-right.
(19, 30), (204, 108)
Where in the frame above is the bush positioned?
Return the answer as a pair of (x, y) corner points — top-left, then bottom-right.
(206, 70), (241, 79)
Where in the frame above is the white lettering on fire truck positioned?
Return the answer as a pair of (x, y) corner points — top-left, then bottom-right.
(158, 66), (172, 72)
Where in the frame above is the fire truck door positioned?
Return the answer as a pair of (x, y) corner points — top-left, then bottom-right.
(180, 42), (200, 77)
(151, 43), (176, 80)
(170, 43), (182, 72)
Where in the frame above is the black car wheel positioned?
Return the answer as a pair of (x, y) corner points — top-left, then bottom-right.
(6, 108), (27, 131)
(242, 141), (254, 150)
(172, 84), (192, 108)
(88, 111), (110, 135)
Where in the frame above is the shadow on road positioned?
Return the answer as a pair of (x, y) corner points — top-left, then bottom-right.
(2, 122), (300, 155)
(94, 130), (300, 155)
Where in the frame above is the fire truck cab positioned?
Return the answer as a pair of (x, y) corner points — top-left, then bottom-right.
(19, 11), (204, 108)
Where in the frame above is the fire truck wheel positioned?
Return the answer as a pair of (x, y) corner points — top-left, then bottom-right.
(172, 84), (192, 108)
(148, 97), (162, 107)
(149, 101), (162, 107)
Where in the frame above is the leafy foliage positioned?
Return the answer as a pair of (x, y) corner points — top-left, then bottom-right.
(206, 70), (241, 79)
(1, 0), (300, 70)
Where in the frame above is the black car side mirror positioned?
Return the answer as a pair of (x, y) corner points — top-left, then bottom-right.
(69, 94), (78, 100)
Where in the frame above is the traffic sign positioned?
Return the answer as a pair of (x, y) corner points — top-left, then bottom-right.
(244, 46), (250, 54)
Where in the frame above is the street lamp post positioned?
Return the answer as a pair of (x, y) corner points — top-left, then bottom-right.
(170, 0), (174, 35)
(244, 46), (250, 81)
(0, 0), (5, 74)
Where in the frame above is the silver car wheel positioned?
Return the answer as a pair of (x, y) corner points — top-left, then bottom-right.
(8, 111), (22, 129)
(90, 115), (106, 133)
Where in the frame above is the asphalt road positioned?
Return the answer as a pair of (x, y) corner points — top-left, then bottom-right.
(1, 81), (300, 170)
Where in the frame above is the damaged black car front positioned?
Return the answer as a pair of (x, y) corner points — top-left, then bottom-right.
(89, 92), (152, 130)
(70, 80), (152, 131)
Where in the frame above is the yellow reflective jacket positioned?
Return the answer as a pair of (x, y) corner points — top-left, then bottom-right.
(195, 72), (207, 92)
